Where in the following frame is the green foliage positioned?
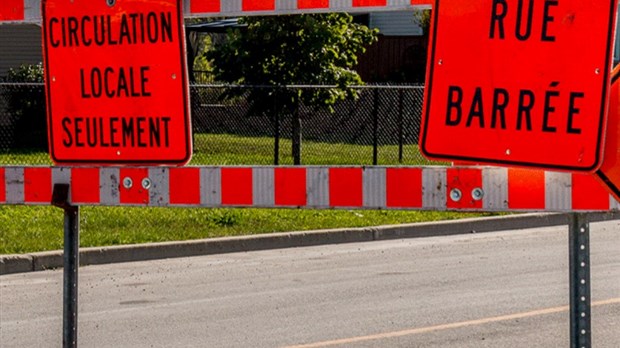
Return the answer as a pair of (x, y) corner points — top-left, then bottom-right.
(4, 63), (44, 83)
(1, 63), (47, 150)
(208, 209), (240, 227)
(207, 14), (378, 113)
(188, 28), (215, 83)
(193, 49), (214, 83)
(412, 9), (432, 33)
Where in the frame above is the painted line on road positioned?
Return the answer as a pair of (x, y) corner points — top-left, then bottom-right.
(284, 298), (620, 348)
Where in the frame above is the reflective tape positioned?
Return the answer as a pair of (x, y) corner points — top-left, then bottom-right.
(149, 167), (170, 207)
(482, 167), (508, 211)
(24, 167), (51, 203)
(329, 167), (363, 207)
(545, 171), (572, 211)
(119, 168), (149, 205)
(363, 167), (386, 208)
(221, 167), (253, 206)
(169, 167), (200, 205)
(386, 167), (422, 208)
(71, 167), (100, 204)
(307, 167), (329, 208)
(1, 0), (432, 24)
(275, 167), (306, 207)
(446, 167), (483, 210)
(200, 167), (221, 207)
(253, 167), (275, 207)
(0, 166), (618, 212)
(99, 167), (120, 206)
(422, 167), (447, 210)
(5, 167), (24, 204)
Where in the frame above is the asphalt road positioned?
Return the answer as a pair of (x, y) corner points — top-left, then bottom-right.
(1, 220), (619, 348)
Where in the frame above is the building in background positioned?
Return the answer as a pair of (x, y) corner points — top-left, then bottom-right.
(1, 8), (618, 80)
(355, 11), (428, 83)
(0, 24), (42, 79)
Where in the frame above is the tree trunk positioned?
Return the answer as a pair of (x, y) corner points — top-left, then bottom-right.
(185, 31), (197, 83)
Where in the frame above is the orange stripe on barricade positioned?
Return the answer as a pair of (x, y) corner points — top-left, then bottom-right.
(0, 167), (5, 203)
(353, 0), (387, 7)
(386, 168), (422, 208)
(446, 168), (483, 209)
(71, 168), (100, 204)
(275, 167), (307, 207)
(329, 168), (363, 207)
(221, 168), (253, 205)
(507, 168), (545, 210)
(119, 168), (149, 205)
(298, 0), (329, 9)
(24, 167), (52, 203)
(243, 0), (275, 11)
(571, 173), (610, 211)
(1, 165), (618, 211)
(190, 0), (220, 13)
(0, 0), (24, 21)
(170, 167), (201, 205)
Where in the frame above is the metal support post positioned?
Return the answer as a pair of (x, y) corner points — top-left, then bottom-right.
(52, 184), (80, 348)
(397, 89), (404, 164)
(568, 213), (591, 348)
(372, 88), (379, 166)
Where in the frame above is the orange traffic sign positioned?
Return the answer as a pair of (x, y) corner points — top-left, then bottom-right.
(421, 0), (618, 172)
(596, 65), (620, 199)
(42, 0), (192, 165)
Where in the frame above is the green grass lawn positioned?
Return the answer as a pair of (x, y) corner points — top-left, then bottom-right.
(0, 133), (464, 255)
(0, 206), (488, 254)
(0, 133), (444, 166)
(191, 133), (444, 165)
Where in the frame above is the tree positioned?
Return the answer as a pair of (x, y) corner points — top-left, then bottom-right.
(207, 14), (377, 164)
(412, 8), (432, 34)
(2, 63), (47, 150)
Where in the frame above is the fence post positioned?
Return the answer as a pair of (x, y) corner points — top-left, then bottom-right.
(372, 88), (379, 166)
(274, 88), (280, 165)
(398, 89), (404, 164)
(292, 92), (302, 165)
(52, 184), (80, 348)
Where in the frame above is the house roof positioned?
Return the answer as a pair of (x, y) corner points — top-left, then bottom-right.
(185, 18), (246, 33)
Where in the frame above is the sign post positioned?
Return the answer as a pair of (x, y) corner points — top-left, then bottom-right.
(568, 213), (591, 348)
(42, 0), (192, 165)
(421, 0), (618, 171)
(41, 0), (191, 345)
(51, 184), (79, 348)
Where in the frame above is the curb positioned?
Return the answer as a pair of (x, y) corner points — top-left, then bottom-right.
(2, 212), (618, 275)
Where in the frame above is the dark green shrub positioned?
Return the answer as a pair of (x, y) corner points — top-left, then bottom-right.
(1, 63), (47, 150)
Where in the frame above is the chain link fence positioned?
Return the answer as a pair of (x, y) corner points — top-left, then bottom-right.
(0, 82), (435, 166)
